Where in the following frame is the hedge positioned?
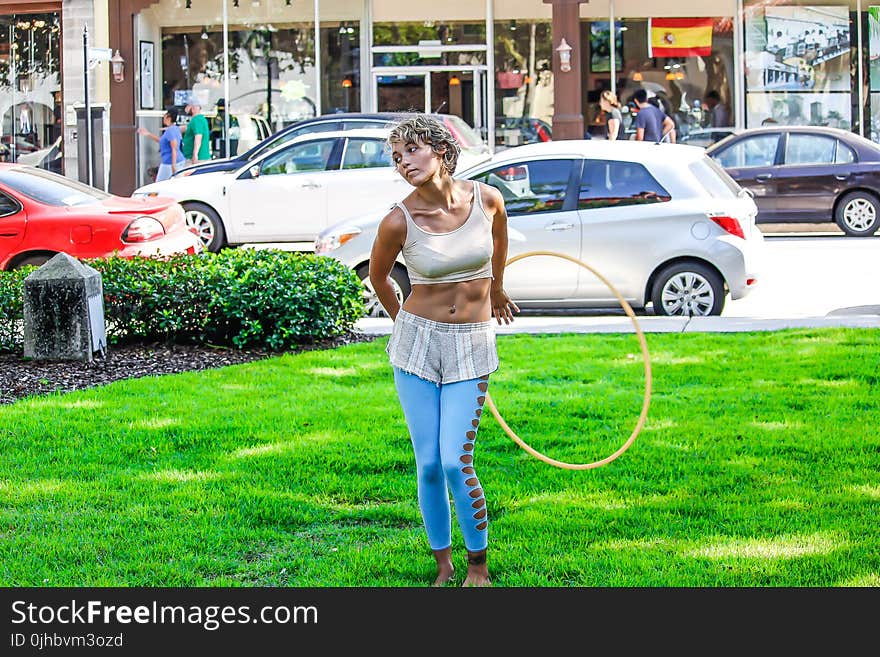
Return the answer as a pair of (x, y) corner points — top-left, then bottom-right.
(0, 249), (365, 353)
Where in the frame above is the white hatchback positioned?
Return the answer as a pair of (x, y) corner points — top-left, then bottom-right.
(133, 128), (491, 253)
(315, 140), (765, 317)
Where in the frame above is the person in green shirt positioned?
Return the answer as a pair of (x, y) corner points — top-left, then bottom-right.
(181, 101), (211, 164)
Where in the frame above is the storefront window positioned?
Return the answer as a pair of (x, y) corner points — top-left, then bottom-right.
(321, 23), (361, 113)
(867, 5), (880, 141)
(0, 13), (63, 172)
(743, 1), (853, 130)
(493, 20), (554, 147)
(161, 24), (319, 139)
(583, 18), (735, 142)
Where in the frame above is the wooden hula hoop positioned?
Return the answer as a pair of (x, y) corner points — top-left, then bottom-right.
(485, 250), (652, 470)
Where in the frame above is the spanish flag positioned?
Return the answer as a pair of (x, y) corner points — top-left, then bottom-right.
(648, 18), (713, 57)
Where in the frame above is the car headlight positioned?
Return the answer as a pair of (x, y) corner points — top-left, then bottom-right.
(122, 216), (165, 242)
(315, 227), (362, 254)
(132, 190), (160, 198)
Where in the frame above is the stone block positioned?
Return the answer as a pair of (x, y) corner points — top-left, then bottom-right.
(23, 253), (107, 362)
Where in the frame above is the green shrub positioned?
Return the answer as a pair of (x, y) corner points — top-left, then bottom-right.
(0, 265), (35, 352)
(0, 250), (365, 353)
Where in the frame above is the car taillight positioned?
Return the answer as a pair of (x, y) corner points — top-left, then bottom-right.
(709, 215), (745, 239)
(122, 216), (166, 242)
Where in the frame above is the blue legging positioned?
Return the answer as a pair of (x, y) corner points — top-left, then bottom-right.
(393, 367), (489, 552)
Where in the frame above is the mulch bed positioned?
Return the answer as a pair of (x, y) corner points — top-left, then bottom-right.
(0, 332), (377, 405)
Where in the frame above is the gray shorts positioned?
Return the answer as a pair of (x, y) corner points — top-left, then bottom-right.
(386, 309), (499, 384)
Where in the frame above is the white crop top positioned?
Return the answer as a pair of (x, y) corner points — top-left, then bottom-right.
(399, 181), (494, 285)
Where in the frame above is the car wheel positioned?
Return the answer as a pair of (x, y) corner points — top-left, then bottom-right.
(182, 202), (226, 252)
(835, 191), (879, 237)
(12, 254), (52, 270)
(652, 262), (725, 317)
(356, 263), (411, 318)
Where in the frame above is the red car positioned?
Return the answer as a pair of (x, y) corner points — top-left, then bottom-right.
(0, 163), (202, 270)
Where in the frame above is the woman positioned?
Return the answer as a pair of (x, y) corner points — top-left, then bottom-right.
(600, 90), (623, 141)
(138, 108), (185, 181)
(369, 115), (518, 587)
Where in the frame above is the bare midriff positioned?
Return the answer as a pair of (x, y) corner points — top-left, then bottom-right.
(402, 277), (492, 323)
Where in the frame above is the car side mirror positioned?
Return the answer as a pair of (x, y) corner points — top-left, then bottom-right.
(249, 165), (261, 179)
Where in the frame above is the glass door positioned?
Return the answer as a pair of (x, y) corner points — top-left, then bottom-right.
(375, 72), (429, 113)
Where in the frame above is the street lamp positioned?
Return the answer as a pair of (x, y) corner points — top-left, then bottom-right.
(555, 38), (572, 73)
(110, 50), (125, 82)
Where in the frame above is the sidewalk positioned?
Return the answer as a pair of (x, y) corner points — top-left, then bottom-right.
(355, 306), (880, 335)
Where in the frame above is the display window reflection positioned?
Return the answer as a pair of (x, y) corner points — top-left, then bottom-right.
(0, 13), (63, 172)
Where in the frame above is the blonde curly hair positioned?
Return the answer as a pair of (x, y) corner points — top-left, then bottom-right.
(387, 114), (461, 174)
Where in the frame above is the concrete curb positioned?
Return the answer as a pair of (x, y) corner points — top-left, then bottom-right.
(355, 313), (880, 336)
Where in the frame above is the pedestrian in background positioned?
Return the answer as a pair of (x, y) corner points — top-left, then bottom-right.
(369, 114), (518, 587)
(181, 101), (211, 165)
(632, 89), (675, 143)
(600, 90), (624, 140)
(138, 108), (185, 181)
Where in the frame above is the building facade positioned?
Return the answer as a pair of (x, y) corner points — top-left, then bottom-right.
(1, 0), (875, 196)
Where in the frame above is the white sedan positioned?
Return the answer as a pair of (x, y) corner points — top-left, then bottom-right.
(316, 140), (765, 317)
(133, 128), (488, 252)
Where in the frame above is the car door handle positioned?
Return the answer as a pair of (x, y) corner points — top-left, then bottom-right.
(0, 231), (20, 237)
(755, 174), (773, 182)
(300, 181), (321, 189)
(834, 174), (850, 181)
(545, 222), (575, 231)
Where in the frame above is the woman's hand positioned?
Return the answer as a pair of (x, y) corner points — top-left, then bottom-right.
(490, 287), (519, 325)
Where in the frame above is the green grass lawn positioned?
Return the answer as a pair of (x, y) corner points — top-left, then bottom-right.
(1, 329), (878, 587)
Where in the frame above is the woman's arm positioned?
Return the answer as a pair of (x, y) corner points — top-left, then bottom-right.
(170, 139), (180, 174)
(369, 208), (407, 321)
(137, 127), (160, 143)
(483, 183), (519, 325)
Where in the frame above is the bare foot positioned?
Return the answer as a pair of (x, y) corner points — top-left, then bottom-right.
(432, 566), (456, 587)
(462, 570), (492, 587)
(431, 546), (455, 587)
(463, 549), (492, 587)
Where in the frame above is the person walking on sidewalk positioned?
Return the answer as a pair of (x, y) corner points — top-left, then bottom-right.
(138, 108), (185, 181)
(369, 114), (519, 587)
(600, 90), (624, 141)
(181, 101), (211, 166)
(633, 89), (675, 143)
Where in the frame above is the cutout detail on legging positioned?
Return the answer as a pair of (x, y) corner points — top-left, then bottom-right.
(475, 521), (488, 530)
(468, 487), (483, 499)
(460, 454), (474, 464)
(473, 508), (487, 520)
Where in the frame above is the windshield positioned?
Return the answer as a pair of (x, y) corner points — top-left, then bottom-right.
(443, 115), (489, 152)
(0, 167), (111, 206)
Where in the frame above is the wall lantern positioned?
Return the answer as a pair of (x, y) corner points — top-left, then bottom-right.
(110, 50), (125, 82)
(341, 78), (353, 88)
(555, 38), (572, 73)
(449, 75), (461, 86)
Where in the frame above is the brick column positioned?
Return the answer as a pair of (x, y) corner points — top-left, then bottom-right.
(543, 0), (586, 140)
(61, 0), (98, 181)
